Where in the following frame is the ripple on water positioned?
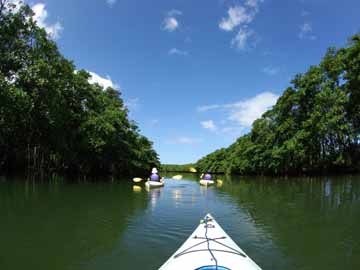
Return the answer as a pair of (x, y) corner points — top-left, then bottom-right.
(3, 176), (359, 270)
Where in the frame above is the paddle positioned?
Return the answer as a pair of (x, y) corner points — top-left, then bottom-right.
(172, 175), (183, 180)
(133, 177), (143, 183)
(189, 167), (197, 173)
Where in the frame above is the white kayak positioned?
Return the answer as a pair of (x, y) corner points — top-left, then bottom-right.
(159, 214), (262, 270)
(145, 180), (164, 188)
(200, 179), (215, 186)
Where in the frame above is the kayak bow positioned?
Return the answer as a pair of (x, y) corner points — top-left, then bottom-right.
(158, 214), (262, 270)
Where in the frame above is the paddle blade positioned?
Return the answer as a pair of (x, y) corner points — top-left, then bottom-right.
(189, 167), (197, 173)
(172, 175), (183, 180)
(133, 177), (143, 183)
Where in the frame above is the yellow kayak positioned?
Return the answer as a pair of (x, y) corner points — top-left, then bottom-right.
(199, 179), (215, 186)
(145, 180), (164, 188)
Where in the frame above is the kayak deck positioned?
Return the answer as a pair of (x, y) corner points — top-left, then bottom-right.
(158, 214), (262, 270)
(145, 180), (164, 188)
(199, 180), (215, 186)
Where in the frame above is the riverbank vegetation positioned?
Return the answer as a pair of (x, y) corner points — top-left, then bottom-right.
(197, 35), (360, 175)
(161, 164), (197, 173)
(0, 2), (159, 176)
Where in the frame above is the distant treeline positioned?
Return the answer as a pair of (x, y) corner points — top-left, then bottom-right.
(0, 2), (159, 176)
(161, 164), (197, 173)
(197, 35), (360, 175)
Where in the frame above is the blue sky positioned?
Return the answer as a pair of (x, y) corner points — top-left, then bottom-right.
(18, 0), (360, 164)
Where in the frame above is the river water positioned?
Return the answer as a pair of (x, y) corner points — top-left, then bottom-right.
(0, 174), (359, 270)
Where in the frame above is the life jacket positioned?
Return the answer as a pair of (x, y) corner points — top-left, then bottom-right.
(204, 173), (212, 180)
(150, 173), (160, 182)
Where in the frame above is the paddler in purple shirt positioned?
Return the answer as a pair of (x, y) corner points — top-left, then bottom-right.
(201, 171), (212, 181)
(149, 167), (161, 182)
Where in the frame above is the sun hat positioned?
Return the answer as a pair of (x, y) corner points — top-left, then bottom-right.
(152, 167), (158, 174)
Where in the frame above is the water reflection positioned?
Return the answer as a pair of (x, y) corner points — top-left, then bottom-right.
(216, 175), (360, 270)
(1, 175), (360, 270)
(133, 185), (142, 192)
(172, 188), (182, 202)
(0, 177), (149, 270)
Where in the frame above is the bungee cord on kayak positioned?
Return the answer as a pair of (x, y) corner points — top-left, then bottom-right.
(204, 215), (219, 269)
(160, 214), (260, 270)
(173, 216), (247, 259)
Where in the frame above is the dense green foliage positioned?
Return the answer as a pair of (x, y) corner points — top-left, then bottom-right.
(197, 35), (360, 175)
(0, 1), (159, 176)
(161, 164), (196, 173)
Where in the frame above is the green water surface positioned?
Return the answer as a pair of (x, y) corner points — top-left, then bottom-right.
(0, 174), (359, 270)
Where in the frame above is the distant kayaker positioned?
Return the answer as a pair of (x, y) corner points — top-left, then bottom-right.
(201, 171), (212, 181)
(150, 167), (161, 182)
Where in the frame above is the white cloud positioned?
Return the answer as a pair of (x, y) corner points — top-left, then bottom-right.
(106, 0), (117, 7)
(221, 126), (244, 134)
(298, 22), (317, 40)
(299, 22), (311, 36)
(124, 98), (140, 112)
(163, 17), (179, 32)
(32, 3), (63, 39)
(197, 92), (279, 127)
(262, 66), (279, 75)
(219, 126), (246, 140)
(6, 1), (62, 39)
(6, 0), (23, 13)
(201, 120), (217, 131)
(245, 0), (264, 11)
(88, 71), (119, 89)
(228, 92), (279, 126)
(184, 37), (192, 44)
(301, 10), (310, 17)
(168, 48), (188, 56)
(162, 10), (182, 32)
(219, 2), (263, 50)
(263, 50), (272, 56)
(149, 119), (159, 127)
(197, 104), (222, 112)
(219, 6), (254, 32)
(167, 137), (202, 145)
(231, 27), (254, 50)
(168, 9), (182, 16)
